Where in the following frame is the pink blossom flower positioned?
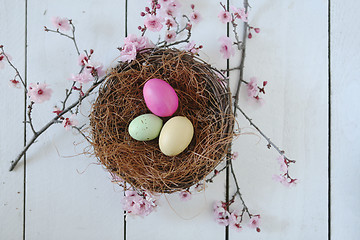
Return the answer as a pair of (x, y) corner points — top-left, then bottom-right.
(53, 106), (62, 116)
(219, 36), (235, 59)
(179, 190), (192, 201)
(119, 43), (137, 62)
(159, 0), (171, 5)
(232, 151), (239, 160)
(184, 41), (200, 54)
(229, 210), (243, 232)
(277, 155), (288, 172)
(273, 174), (297, 187)
(122, 190), (156, 217)
(85, 60), (105, 78)
(230, 6), (248, 22)
(51, 16), (71, 31)
(9, 79), (21, 88)
(165, 30), (177, 43)
(190, 11), (201, 24)
(168, 0), (181, 9)
(78, 53), (89, 66)
(213, 201), (230, 226)
(62, 114), (77, 131)
(28, 83), (53, 103)
(214, 207), (230, 226)
(70, 71), (94, 84)
(248, 215), (261, 229)
(254, 28), (260, 33)
(218, 10), (232, 24)
(0, 52), (12, 69)
(124, 34), (154, 51)
(160, 0), (181, 16)
(247, 77), (259, 98)
(165, 17), (177, 28)
(144, 15), (164, 32)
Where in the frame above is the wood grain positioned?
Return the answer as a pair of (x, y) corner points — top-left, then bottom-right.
(24, 0), (125, 239)
(0, 1), (25, 239)
(331, 0), (360, 239)
(0, 0), (339, 239)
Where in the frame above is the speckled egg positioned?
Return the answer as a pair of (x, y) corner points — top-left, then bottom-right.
(128, 114), (163, 141)
(143, 78), (179, 117)
(159, 116), (194, 156)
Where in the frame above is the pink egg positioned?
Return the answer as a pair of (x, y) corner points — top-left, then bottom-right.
(143, 78), (178, 117)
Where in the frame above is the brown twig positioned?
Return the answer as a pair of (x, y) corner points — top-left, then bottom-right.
(44, 20), (80, 56)
(229, 160), (251, 218)
(0, 46), (27, 91)
(235, 105), (294, 162)
(232, 0), (250, 118)
(27, 102), (37, 134)
(158, 15), (192, 48)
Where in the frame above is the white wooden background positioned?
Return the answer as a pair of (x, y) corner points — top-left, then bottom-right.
(0, 0), (359, 239)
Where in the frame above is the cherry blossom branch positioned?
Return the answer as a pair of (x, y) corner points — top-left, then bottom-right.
(232, 0), (249, 118)
(61, 65), (85, 111)
(9, 74), (108, 171)
(44, 20), (80, 56)
(206, 161), (231, 183)
(220, 2), (243, 50)
(235, 105), (294, 163)
(0, 46), (27, 91)
(158, 15), (192, 48)
(229, 160), (251, 218)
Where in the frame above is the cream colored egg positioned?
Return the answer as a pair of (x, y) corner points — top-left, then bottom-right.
(159, 116), (194, 156)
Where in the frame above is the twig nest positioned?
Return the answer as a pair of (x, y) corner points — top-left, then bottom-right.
(90, 48), (234, 193)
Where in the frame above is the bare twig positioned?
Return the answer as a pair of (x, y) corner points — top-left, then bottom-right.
(235, 105), (294, 162)
(44, 20), (80, 56)
(232, 0), (250, 118)
(206, 161), (231, 183)
(229, 160), (251, 218)
(27, 102), (37, 134)
(0, 46), (27, 91)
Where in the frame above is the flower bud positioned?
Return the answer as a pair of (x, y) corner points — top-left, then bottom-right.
(254, 28), (260, 33)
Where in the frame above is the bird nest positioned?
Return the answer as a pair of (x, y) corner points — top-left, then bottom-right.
(90, 48), (234, 193)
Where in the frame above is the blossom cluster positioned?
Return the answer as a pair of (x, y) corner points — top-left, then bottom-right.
(213, 201), (261, 232)
(122, 190), (157, 217)
(246, 77), (267, 103)
(119, 34), (154, 62)
(273, 155), (297, 187)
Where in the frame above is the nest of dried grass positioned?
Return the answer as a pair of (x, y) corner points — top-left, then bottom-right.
(90, 48), (234, 193)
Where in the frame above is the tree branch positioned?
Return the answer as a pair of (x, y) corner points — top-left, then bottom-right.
(9, 74), (108, 171)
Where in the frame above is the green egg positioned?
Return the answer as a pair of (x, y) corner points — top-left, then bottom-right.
(128, 114), (163, 141)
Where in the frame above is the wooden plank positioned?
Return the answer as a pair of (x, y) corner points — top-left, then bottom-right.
(331, 0), (360, 239)
(230, 0), (328, 238)
(0, 0), (25, 239)
(126, 0), (228, 239)
(24, 0), (125, 239)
